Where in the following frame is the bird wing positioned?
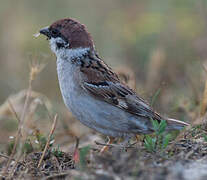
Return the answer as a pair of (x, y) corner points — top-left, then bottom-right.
(80, 53), (162, 121)
(83, 81), (162, 120)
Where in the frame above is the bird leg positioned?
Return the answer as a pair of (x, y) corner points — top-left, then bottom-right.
(100, 136), (115, 153)
(73, 137), (80, 163)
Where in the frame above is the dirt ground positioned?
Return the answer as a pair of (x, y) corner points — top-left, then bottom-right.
(1, 123), (207, 180)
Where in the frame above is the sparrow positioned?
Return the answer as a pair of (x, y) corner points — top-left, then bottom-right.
(39, 18), (189, 142)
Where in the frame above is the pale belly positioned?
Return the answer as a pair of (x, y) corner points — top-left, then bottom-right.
(57, 58), (149, 137)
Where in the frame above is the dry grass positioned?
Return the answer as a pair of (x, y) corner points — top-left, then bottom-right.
(200, 64), (207, 117)
(0, 58), (46, 178)
(37, 114), (57, 168)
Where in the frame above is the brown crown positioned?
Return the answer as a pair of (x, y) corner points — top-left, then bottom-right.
(50, 18), (94, 49)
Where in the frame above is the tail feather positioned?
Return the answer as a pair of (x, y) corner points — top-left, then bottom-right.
(166, 118), (190, 130)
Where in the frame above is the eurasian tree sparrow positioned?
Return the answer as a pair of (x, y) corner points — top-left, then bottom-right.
(39, 18), (189, 141)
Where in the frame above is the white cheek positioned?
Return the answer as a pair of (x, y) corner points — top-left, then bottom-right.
(49, 37), (69, 54)
(49, 38), (57, 53)
(49, 37), (90, 60)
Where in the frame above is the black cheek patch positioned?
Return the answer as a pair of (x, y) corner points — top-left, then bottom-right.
(56, 42), (65, 49)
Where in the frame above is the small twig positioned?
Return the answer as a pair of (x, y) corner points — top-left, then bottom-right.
(3, 59), (44, 176)
(3, 87), (32, 176)
(0, 153), (23, 165)
(0, 153), (12, 160)
(38, 114), (58, 168)
(95, 141), (137, 148)
(45, 172), (69, 180)
(20, 82), (33, 131)
(95, 141), (115, 147)
(8, 99), (20, 123)
(3, 86), (32, 175)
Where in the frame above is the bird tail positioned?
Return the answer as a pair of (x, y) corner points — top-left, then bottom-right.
(165, 118), (190, 130)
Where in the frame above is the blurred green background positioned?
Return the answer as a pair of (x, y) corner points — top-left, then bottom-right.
(0, 0), (207, 130)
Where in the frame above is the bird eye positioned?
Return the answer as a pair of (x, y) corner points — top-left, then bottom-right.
(50, 29), (59, 37)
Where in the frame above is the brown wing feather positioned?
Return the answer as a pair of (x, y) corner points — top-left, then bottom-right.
(80, 53), (162, 121)
(80, 53), (119, 83)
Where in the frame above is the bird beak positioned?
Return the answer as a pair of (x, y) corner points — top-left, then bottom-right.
(39, 26), (51, 38)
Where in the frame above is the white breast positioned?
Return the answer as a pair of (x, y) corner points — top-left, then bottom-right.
(54, 47), (141, 138)
(56, 57), (79, 110)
